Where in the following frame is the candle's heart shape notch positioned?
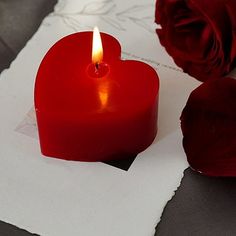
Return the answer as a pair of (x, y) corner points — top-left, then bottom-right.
(35, 32), (159, 161)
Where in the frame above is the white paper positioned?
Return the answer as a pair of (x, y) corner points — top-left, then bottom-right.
(0, 0), (200, 235)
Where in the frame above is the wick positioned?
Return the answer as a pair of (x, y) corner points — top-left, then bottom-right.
(95, 62), (99, 72)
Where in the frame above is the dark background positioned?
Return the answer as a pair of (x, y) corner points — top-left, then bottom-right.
(1, 0), (236, 235)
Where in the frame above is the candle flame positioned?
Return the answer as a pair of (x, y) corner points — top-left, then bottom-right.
(92, 27), (103, 65)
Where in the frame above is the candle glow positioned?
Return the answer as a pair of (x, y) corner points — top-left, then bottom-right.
(98, 83), (109, 108)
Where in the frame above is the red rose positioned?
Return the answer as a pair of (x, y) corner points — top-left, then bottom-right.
(155, 0), (236, 82)
(180, 77), (236, 176)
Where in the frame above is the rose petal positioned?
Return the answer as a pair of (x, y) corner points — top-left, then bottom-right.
(181, 77), (236, 176)
(155, 0), (236, 81)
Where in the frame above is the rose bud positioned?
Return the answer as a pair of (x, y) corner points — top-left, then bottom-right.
(155, 0), (236, 82)
(181, 77), (236, 176)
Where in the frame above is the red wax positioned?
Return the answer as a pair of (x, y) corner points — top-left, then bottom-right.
(34, 32), (159, 161)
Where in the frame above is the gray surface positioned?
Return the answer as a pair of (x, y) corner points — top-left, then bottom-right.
(0, 0), (58, 52)
(0, 0), (57, 70)
(0, 38), (15, 71)
(0, 221), (38, 236)
(155, 168), (236, 236)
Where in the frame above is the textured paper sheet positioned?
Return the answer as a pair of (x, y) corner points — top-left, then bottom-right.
(0, 0), (200, 235)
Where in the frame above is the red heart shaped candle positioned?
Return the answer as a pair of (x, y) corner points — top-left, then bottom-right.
(34, 28), (159, 161)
